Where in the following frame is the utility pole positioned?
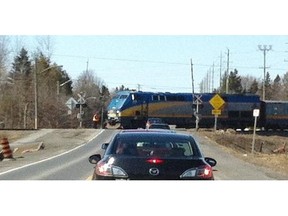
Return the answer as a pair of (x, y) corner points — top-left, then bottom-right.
(34, 58), (38, 130)
(258, 45), (272, 100)
(285, 43), (288, 63)
(207, 71), (209, 92)
(226, 48), (230, 94)
(207, 69), (210, 92)
(86, 59), (89, 72)
(191, 59), (195, 127)
(219, 52), (222, 91)
(212, 62), (215, 92)
(34, 60), (63, 130)
(190, 59), (194, 95)
(191, 59), (199, 130)
(137, 84), (141, 91)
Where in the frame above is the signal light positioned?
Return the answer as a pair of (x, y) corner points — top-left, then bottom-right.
(76, 103), (87, 108)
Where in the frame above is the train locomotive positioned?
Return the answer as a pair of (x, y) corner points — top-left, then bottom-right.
(105, 90), (288, 130)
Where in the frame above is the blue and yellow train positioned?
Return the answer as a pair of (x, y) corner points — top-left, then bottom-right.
(107, 91), (274, 129)
(105, 90), (288, 130)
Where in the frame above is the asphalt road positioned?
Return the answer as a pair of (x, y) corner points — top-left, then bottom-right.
(1, 128), (287, 180)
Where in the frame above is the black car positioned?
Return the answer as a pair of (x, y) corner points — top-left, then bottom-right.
(89, 129), (217, 180)
(147, 123), (170, 130)
(145, 118), (164, 128)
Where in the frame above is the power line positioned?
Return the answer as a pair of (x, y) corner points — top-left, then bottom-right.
(53, 53), (288, 72)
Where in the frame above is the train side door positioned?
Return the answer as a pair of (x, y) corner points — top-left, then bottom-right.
(131, 93), (148, 128)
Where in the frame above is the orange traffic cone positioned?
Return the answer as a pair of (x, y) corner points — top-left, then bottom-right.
(1, 137), (15, 161)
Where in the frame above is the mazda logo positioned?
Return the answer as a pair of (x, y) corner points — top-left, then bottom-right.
(149, 168), (160, 176)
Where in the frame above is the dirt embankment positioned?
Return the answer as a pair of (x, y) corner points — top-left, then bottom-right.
(0, 129), (99, 162)
(196, 129), (288, 176)
(0, 130), (35, 143)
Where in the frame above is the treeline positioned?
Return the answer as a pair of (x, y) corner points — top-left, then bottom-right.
(201, 68), (288, 100)
(0, 37), (112, 129)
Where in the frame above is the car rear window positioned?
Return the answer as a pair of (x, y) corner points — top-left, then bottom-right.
(149, 124), (170, 129)
(110, 136), (200, 158)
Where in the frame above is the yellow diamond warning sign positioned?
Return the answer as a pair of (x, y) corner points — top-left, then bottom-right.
(209, 94), (225, 110)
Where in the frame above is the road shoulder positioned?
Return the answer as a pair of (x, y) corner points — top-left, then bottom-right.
(0, 129), (102, 174)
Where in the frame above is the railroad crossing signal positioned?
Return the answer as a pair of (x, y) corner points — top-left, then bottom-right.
(193, 94), (203, 105)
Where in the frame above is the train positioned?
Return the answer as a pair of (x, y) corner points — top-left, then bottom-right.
(105, 90), (288, 130)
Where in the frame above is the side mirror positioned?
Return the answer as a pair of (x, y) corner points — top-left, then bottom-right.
(101, 143), (109, 150)
(205, 157), (217, 167)
(89, 154), (102, 164)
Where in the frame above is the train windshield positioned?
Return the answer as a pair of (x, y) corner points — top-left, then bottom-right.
(107, 93), (129, 110)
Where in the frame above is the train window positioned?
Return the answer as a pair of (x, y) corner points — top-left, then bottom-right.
(152, 95), (159, 101)
(132, 94), (140, 101)
(159, 95), (166, 101)
(119, 95), (128, 99)
(112, 95), (120, 99)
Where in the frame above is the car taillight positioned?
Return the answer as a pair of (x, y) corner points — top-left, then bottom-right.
(96, 161), (113, 176)
(96, 160), (128, 178)
(180, 165), (213, 179)
(146, 159), (164, 164)
(196, 165), (213, 179)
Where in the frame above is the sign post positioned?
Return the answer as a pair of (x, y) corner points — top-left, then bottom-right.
(193, 95), (202, 130)
(209, 94), (225, 131)
(251, 109), (260, 155)
(77, 93), (86, 128)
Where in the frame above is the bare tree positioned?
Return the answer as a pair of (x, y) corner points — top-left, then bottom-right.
(73, 69), (109, 128)
(241, 75), (257, 93)
(0, 36), (10, 77)
(35, 36), (55, 59)
(0, 36), (12, 128)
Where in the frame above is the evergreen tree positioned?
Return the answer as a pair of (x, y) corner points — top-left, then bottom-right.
(249, 79), (259, 94)
(8, 47), (33, 129)
(10, 47), (32, 78)
(271, 74), (282, 100)
(264, 72), (273, 100)
(228, 69), (243, 94)
(282, 71), (288, 100)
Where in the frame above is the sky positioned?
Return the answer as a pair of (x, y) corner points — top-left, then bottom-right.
(6, 35), (288, 93)
(2, 1), (288, 94)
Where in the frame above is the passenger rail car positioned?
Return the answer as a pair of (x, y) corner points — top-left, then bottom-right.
(259, 100), (288, 130)
(106, 91), (261, 129)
